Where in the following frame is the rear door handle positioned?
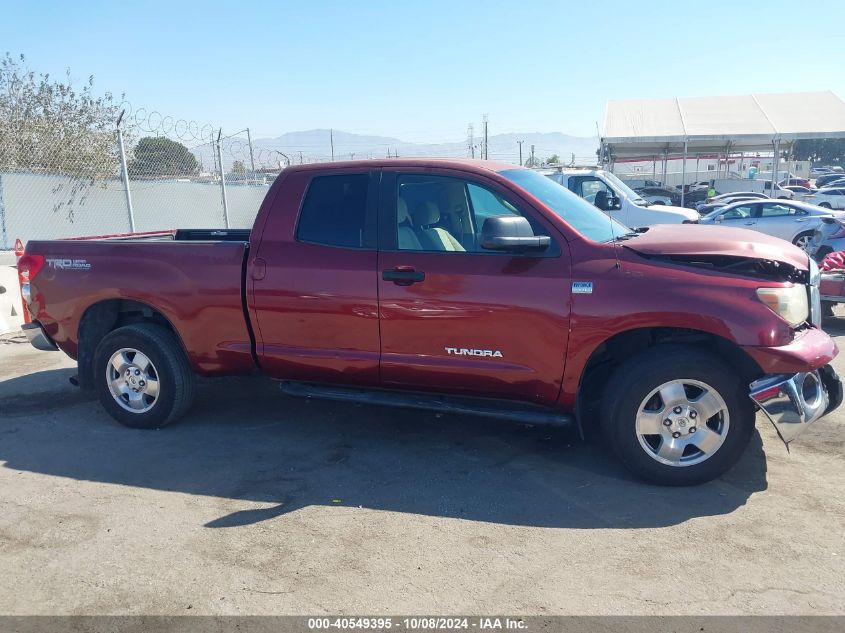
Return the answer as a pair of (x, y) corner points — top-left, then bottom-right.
(383, 267), (425, 285)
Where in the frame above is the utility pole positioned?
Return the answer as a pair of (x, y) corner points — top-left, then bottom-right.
(482, 114), (488, 160)
(246, 127), (256, 176)
(350, 152), (355, 161)
(330, 128), (334, 162)
(299, 151), (303, 164)
(517, 140), (524, 166)
(530, 144), (535, 167)
(467, 124), (475, 158)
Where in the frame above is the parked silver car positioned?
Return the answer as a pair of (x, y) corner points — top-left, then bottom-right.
(699, 199), (845, 251)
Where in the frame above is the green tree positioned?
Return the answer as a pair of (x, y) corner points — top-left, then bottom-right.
(0, 52), (122, 221)
(129, 136), (198, 177)
(546, 154), (561, 165)
(792, 139), (845, 167)
(231, 160), (246, 176)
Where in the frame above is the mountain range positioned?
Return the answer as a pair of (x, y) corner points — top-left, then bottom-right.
(193, 129), (599, 171)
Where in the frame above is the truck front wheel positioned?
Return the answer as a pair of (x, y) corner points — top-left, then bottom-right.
(600, 346), (755, 486)
(93, 323), (196, 429)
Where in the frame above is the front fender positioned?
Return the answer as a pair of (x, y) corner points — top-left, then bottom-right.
(558, 249), (793, 409)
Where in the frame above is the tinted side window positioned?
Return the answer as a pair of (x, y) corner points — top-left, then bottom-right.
(297, 174), (369, 248)
(722, 204), (754, 219)
(759, 203), (796, 217)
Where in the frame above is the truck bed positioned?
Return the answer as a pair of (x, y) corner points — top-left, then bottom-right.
(24, 232), (256, 376)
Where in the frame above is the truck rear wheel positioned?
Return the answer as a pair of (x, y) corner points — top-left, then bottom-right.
(93, 323), (196, 429)
(600, 346), (755, 486)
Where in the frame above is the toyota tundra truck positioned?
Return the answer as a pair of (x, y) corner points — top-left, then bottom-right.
(18, 159), (842, 485)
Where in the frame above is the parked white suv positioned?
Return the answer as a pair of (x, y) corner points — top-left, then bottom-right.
(545, 169), (698, 227)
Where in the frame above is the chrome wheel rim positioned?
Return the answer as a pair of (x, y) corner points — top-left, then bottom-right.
(636, 379), (730, 467)
(107, 348), (160, 413)
(795, 235), (812, 251)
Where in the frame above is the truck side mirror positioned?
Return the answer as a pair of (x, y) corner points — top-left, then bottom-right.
(481, 216), (550, 253)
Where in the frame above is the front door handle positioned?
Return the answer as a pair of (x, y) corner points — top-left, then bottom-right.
(251, 257), (267, 281)
(383, 267), (425, 285)
(744, 221), (755, 225)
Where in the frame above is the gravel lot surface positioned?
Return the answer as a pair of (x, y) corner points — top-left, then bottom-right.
(0, 321), (843, 615)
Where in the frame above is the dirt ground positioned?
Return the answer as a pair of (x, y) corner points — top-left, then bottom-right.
(0, 319), (843, 616)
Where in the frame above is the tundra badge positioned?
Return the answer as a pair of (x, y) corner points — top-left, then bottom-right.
(445, 348), (503, 358)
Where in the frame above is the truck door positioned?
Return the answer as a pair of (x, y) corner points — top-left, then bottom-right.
(376, 169), (571, 404)
(250, 169), (381, 385)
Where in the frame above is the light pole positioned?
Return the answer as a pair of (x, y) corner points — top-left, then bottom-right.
(270, 150), (291, 169)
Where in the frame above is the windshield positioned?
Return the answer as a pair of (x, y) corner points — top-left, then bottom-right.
(500, 169), (631, 243)
(602, 171), (648, 204)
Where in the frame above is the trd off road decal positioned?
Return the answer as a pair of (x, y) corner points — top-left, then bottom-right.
(46, 258), (92, 271)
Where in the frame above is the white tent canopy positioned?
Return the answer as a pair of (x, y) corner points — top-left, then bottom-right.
(601, 91), (845, 156)
(600, 91), (845, 204)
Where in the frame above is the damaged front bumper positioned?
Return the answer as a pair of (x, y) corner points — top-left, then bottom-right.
(749, 364), (842, 445)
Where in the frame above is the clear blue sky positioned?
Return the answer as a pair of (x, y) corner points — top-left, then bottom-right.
(3, 0), (844, 142)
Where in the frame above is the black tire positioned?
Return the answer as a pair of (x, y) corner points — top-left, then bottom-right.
(820, 202), (832, 209)
(600, 345), (755, 486)
(793, 231), (815, 250)
(93, 323), (196, 429)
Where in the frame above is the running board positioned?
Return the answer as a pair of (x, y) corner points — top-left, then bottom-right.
(279, 381), (574, 427)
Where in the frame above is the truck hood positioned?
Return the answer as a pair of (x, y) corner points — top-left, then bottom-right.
(624, 223), (809, 270)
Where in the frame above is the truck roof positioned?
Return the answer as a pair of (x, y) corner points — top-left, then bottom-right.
(281, 158), (524, 174)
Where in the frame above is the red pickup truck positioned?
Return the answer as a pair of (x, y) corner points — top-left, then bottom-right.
(19, 159), (842, 485)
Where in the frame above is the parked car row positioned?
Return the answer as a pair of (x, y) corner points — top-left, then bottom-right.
(813, 173), (845, 189)
(550, 171), (845, 254)
(698, 199), (843, 251)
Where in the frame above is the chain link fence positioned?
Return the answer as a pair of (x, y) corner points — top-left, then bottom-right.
(0, 99), (592, 251)
(0, 102), (284, 249)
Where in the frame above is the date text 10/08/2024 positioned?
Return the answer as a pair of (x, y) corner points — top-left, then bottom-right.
(307, 617), (528, 630)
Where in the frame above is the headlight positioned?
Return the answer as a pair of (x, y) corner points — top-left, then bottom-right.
(756, 285), (809, 326)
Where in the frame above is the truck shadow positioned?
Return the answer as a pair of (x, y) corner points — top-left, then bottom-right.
(0, 369), (767, 530)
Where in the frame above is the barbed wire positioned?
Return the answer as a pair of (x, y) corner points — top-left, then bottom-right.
(117, 100), (216, 144)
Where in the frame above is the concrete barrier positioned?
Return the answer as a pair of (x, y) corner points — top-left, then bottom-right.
(0, 265), (23, 334)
